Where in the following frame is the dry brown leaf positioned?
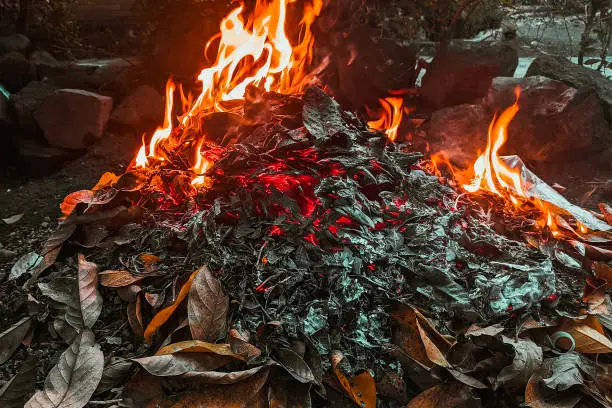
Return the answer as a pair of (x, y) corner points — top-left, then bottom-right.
(139, 253), (161, 274)
(25, 330), (103, 408)
(415, 319), (450, 367)
(179, 365), (270, 384)
(0, 357), (36, 408)
(144, 268), (199, 343)
(2, 213), (24, 224)
(187, 266), (229, 342)
(133, 353), (233, 376)
(406, 383), (475, 408)
(155, 340), (239, 359)
(99, 270), (144, 288)
(594, 262), (612, 289)
(331, 350), (376, 408)
(77, 254), (102, 328)
(599, 203), (612, 225)
(229, 329), (262, 361)
(95, 357), (133, 395)
(127, 295), (144, 337)
(524, 360), (584, 408)
(92, 172), (119, 191)
(276, 348), (316, 384)
(583, 282), (610, 315)
(0, 317), (33, 365)
(60, 189), (118, 219)
(555, 316), (612, 354)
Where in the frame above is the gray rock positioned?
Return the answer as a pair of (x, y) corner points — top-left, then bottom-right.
(29, 50), (60, 78)
(525, 55), (612, 122)
(0, 51), (36, 92)
(17, 139), (80, 174)
(485, 76), (610, 162)
(110, 84), (163, 126)
(12, 81), (58, 135)
(0, 34), (31, 55)
(426, 104), (490, 168)
(34, 89), (113, 150)
(420, 42), (518, 109)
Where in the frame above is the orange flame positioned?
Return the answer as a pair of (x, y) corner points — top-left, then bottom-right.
(132, 0), (323, 182)
(367, 96), (405, 142)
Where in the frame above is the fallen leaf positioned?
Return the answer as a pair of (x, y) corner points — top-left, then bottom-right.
(95, 357), (133, 395)
(275, 347), (316, 384)
(0, 357), (37, 408)
(144, 268), (199, 343)
(179, 365), (270, 384)
(99, 269), (144, 288)
(77, 254), (102, 328)
(583, 282), (609, 315)
(139, 253), (161, 274)
(60, 189), (117, 218)
(555, 316), (612, 354)
(127, 295), (144, 337)
(331, 350), (376, 408)
(52, 318), (78, 343)
(117, 284), (142, 302)
(2, 213), (24, 224)
(9, 252), (42, 280)
(406, 383), (475, 408)
(92, 172), (119, 191)
(187, 266), (229, 342)
(494, 336), (543, 391)
(0, 317), (33, 364)
(25, 330), (104, 408)
(599, 203), (612, 225)
(593, 262), (612, 289)
(133, 353), (233, 376)
(156, 340), (239, 359)
(229, 329), (262, 361)
(144, 292), (163, 308)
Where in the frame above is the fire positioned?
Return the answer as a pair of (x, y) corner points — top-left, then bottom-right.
(367, 96), (406, 142)
(132, 0), (323, 182)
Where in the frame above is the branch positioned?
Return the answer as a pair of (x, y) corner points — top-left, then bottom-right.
(437, 0), (484, 54)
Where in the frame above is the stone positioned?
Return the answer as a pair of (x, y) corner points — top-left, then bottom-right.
(525, 55), (612, 122)
(420, 42), (518, 109)
(29, 50), (60, 79)
(0, 34), (31, 55)
(485, 76), (610, 162)
(34, 89), (113, 150)
(12, 81), (58, 136)
(16, 139), (80, 174)
(0, 51), (36, 92)
(426, 104), (490, 168)
(110, 84), (164, 127)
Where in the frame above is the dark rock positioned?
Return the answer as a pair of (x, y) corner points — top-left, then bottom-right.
(12, 81), (58, 136)
(526, 55), (612, 122)
(0, 34), (30, 55)
(16, 139), (80, 174)
(485, 76), (610, 162)
(426, 104), (490, 168)
(110, 84), (163, 127)
(34, 89), (113, 150)
(420, 42), (518, 109)
(0, 51), (36, 92)
(29, 50), (60, 79)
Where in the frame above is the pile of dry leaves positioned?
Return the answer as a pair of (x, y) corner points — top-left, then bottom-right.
(1, 87), (611, 408)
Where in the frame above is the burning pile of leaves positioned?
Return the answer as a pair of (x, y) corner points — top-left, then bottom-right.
(2, 87), (612, 408)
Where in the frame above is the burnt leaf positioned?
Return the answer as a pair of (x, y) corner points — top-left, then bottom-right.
(0, 317), (33, 365)
(25, 330), (103, 408)
(275, 347), (316, 384)
(95, 357), (134, 395)
(99, 269), (144, 288)
(187, 266), (229, 342)
(493, 336), (543, 391)
(331, 350), (376, 408)
(541, 353), (600, 391)
(132, 353), (234, 376)
(0, 357), (37, 408)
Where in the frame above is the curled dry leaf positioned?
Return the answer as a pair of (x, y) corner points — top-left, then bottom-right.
(0, 317), (33, 365)
(127, 295), (144, 338)
(406, 383), (475, 408)
(229, 329), (262, 361)
(599, 203), (612, 226)
(60, 188), (118, 218)
(593, 262), (612, 289)
(0, 357), (37, 408)
(92, 172), (120, 191)
(2, 213), (24, 224)
(25, 330), (104, 408)
(179, 365), (270, 384)
(132, 353), (234, 376)
(187, 266), (229, 342)
(494, 336), (543, 391)
(155, 340), (239, 359)
(99, 269), (144, 288)
(95, 357), (134, 395)
(330, 350), (376, 408)
(10, 252), (43, 281)
(144, 268), (199, 343)
(275, 347), (316, 384)
(555, 316), (612, 354)
(77, 254), (102, 329)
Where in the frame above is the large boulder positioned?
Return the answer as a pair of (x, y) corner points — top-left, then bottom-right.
(426, 104), (490, 168)
(29, 50), (60, 79)
(525, 55), (612, 122)
(0, 51), (36, 92)
(420, 42), (518, 109)
(110, 84), (164, 127)
(0, 34), (31, 55)
(12, 81), (58, 136)
(16, 139), (80, 174)
(485, 76), (610, 162)
(34, 89), (113, 150)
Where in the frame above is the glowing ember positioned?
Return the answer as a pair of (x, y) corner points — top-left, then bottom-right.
(367, 95), (405, 142)
(132, 0), (323, 182)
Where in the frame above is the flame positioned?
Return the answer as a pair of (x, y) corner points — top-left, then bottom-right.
(132, 0), (323, 182)
(367, 96), (405, 142)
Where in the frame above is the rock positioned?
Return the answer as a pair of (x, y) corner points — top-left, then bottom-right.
(420, 42), (518, 109)
(29, 50), (60, 79)
(0, 34), (31, 55)
(16, 139), (80, 174)
(12, 81), (58, 136)
(110, 85), (164, 127)
(34, 89), (113, 150)
(526, 56), (612, 122)
(426, 104), (490, 168)
(0, 51), (36, 92)
(485, 76), (610, 162)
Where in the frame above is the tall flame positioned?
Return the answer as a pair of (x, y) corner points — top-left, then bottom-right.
(367, 96), (405, 142)
(133, 0), (323, 179)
